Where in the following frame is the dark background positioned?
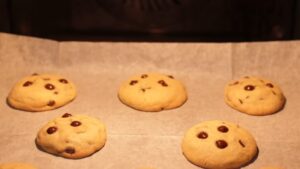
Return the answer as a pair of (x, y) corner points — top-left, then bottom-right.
(0, 0), (299, 42)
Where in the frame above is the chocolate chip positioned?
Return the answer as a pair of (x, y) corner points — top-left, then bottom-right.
(216, 140), (228, 149)
(47, 100), (55, 106)
(130, 80), (138, 85)
(239, 99), (243, 104)
(32, 73), (38, 76)
(272, 91), (277, 95)
(218, 125), (229, 133)
(65, 147), (75, 154)
(266, 83), (274, 88)
(62, 113), (72, 118)
(47, 126), (57, 134)
(141, 74), (148, 78)
(45, 83), (55, 90)
(229, 81), (239, 86)
(23, 81), (33, 87)
(197, 132), (208, 139)
(54, 91), (58, 95)
(71, 121), (81, 127)
(168, 75), (174, 79)
(233, 81), (239, 85)
(59, 79), (68, 84)
(244, 85), (255, 91)
(239, 140), (245, 147)
(141, 87), (151, 92)
(158, 80), (168, 87)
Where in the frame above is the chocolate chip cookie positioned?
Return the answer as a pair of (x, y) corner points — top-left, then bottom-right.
(181, 120), (258, 169)
(8, 73), (77, 112)
(118, 73), (187, 112)
(0, 163), (37, 169)
(36, 113), (106, 159)
(224, 76), (286, 115)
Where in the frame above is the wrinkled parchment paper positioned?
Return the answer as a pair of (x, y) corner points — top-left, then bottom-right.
(0, 33), (299, 169)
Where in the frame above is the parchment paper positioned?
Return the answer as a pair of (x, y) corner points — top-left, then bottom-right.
(0, 33), (299, 169)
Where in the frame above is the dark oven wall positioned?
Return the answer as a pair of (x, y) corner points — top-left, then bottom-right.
(0, 0), (298, 41)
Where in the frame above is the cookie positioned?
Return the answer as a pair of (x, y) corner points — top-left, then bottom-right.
(36, 113), (106, 159)
(0, 163), (37, 169)
(181, 120), (258, 169)
(8, 73), (77, 112)
(224, 76), (285, 115)
(118, 73), (187, 112)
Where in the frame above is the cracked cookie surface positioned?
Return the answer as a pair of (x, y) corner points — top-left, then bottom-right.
(8, 73), (77, 112)
(224, 76), (285, 115)
(181, 120), (258, 169)
(36, 113), (106, 159)
(118, 73), (187, 112)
